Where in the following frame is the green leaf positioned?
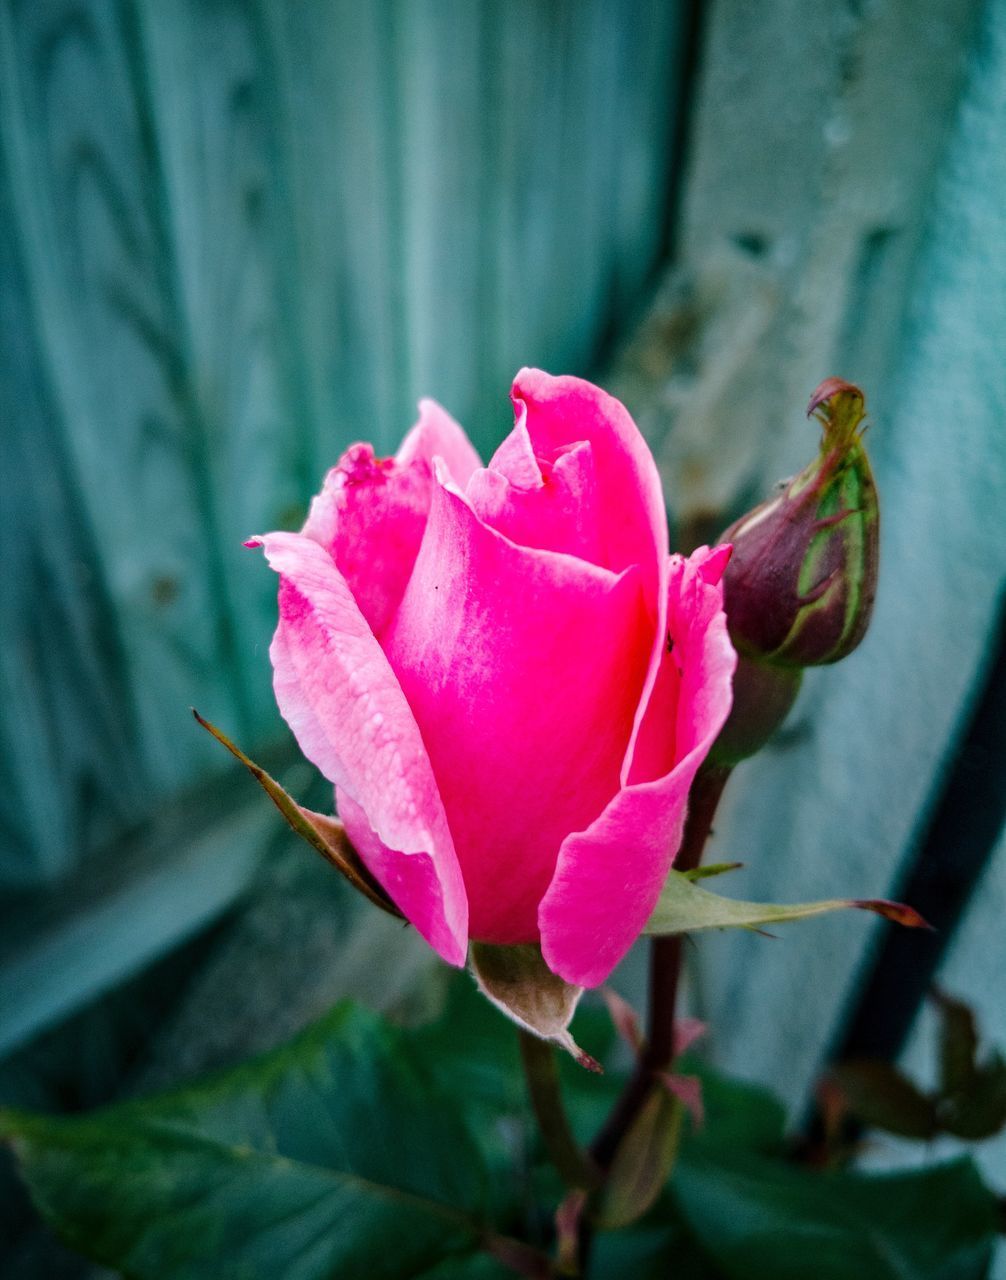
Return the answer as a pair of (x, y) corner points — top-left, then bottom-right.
(588, 1217), (716, 1280)
(681, 862), (745, 882)
(673, 1150), (998, 1280)
(935, 989), (980, 1099)
(414, 1252), (520, 1279)
(415, 972), (526, 1118)
(645, 870), (930, 936)
(3, 1003), (496, 1279)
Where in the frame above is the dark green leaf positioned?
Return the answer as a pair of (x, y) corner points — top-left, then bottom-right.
(935, 989), (981, 1100)
(588, 1216), (716, 1280)
(4, 1003), (494, 1279)
(414, 972), (526, 1119)
(827, 1060), (937, 1139)
(414, 1252), (518, 1279)
(939, 1052), (1006, 1141)
(673, 1149), (998, 1280)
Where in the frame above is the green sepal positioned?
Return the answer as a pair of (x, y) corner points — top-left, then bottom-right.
(193, 709), (400, 917)
(469, 943), (598, 1072)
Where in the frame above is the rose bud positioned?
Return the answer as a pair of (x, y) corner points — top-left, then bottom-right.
(720, 377), (879, 669)
(250, 371), (736, 988)
(711, 378), (879, 764)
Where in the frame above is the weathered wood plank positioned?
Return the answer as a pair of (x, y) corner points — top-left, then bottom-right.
(0, 752), (311, 1058)
(0, 95), (148, 885)
(1, 0), (687, 890)
(0, 0), (250, 806)
(617, 0), (983, 529)
(672, 0), (1006, 1110)
(133, 0), (333, 738)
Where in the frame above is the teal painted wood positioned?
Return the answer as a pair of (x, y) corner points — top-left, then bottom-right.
(0, 138), (149, 886)
(0, 0), (684, 890)
(675, 0), (1006, 1113)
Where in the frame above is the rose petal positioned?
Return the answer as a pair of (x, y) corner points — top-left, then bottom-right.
(396, 397), (483, 485)
(301, 400), (482, 637)
(382, 472), (653, 944)
(510, 369), (672, 787)
(254, 530), (468, 964)
(510, 369), (668, 587)
(539, 547), (736, 987)
(466, 410), (604, 562)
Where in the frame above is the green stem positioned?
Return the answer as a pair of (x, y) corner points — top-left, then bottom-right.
(519, 1031), (602, 1192)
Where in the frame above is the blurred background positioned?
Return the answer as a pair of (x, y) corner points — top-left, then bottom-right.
(1, 0), (1004, 1271)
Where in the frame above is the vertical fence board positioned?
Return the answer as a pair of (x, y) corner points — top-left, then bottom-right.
(133, 0), (338, 737)
(0, 0), (249, 810)
(674, 0), (1006, 1110)
(1, 0), (687, 891)
(0, 141), (146, 884)
(619, 0), (982, 525)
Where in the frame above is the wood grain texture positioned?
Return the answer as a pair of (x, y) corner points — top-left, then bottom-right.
(0, 0), (251, 808)
(1, 0), (685, 890)
(0, 136), (147, 885)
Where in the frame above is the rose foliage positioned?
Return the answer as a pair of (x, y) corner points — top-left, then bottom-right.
(249, 370), (736, 987)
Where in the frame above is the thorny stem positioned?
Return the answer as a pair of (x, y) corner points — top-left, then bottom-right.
(519, 1030), (602, 1193)
(590, 763), (732, 1168)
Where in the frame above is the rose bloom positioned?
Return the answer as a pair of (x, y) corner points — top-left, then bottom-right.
(252, 371), (735, 987)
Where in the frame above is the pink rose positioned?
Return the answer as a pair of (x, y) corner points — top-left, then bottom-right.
(252, 370), (736, 987)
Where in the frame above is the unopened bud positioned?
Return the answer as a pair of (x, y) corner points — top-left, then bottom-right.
(711, 379), (880, 764)
(720, 378), (879, 669)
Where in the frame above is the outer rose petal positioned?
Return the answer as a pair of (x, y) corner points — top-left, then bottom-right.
(382, 469), (654, 944)
(539, 546), (737, 987)
(510, 369), (671, 785)
(254, 530), (468, 965)
(300, 400), (482, 638)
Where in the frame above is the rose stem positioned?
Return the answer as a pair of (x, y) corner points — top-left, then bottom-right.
(590, 763), (731, 1168)
(518, 1029), (602, 1193)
